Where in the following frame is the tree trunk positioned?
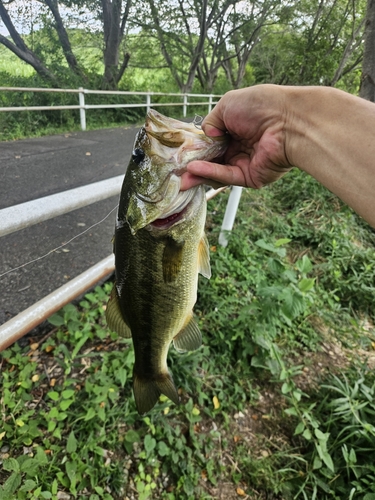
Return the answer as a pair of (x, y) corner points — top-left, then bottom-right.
(102, 0), (132, 89)
(360, 0), (375, 101)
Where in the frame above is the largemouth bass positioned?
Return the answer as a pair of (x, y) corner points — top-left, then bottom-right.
(106, 110), (227, 414)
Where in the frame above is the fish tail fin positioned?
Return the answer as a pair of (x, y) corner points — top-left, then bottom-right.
(133, 371), (180, 414)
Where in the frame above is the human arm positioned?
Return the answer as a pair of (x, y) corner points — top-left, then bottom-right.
(180, 84), (375, 228)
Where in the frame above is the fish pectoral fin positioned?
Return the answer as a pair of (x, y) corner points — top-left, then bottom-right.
(173, 315), (202, 353)
(198, 234), (211, 279)
(133, 372), (180, 414)
(162, 237), (185, 283)
(105, 285), (132, 338)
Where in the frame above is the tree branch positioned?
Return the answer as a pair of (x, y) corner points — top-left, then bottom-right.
(43, 0), (86, 79)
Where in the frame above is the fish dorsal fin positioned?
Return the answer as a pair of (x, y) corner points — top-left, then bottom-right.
(105, 285), (132, 338)
(133, 371), (179, 414)
(198, 234), (211, 279)
(162, 237), (185, 283)
(173, 315), (202, 353)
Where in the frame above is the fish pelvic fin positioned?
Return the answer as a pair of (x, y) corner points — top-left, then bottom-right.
(105, 284), (132, 338)
(133, 371), (180, 414)
(173, 314), (202, 353)
(198, 234), (211, 279)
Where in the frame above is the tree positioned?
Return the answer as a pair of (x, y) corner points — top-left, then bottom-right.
(360, 0), (375, 101)
(0, 1), (59, 86)
(251, 0), (366, 90)
(216, 0), (290, 90)
(0, 0), (133, 89)
(138, 0), (211, 93)
(138, 0), (290, 93)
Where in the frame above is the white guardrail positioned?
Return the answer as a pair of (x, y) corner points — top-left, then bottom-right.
(0, 87), (242, 351)
(0, 87), (223, 130)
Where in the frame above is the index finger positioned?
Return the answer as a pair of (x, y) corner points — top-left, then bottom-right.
(186, 160), (247, 187)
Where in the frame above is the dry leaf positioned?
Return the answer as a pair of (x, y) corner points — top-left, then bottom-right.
(30, 343), (39, 351)
(236, 487), (246, 496)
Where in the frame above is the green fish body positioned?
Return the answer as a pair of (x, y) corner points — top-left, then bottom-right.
(106, 110), (227, 414)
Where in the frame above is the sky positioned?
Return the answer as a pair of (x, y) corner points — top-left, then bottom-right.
(0, 1), (94, 37)
(0, 1), (47, 36)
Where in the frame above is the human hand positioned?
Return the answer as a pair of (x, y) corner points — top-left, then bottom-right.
(180, 85), (294, 191)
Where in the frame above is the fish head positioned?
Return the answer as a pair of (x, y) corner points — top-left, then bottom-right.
(125, 109), (227, 233)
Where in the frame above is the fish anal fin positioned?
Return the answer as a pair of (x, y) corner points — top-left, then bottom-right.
(133, 371), (179, 414)
(105, 285), (132, 338)
(173, 315), (202, 353)
(162, 237), (185, 283)
(198, 234), (211, 279)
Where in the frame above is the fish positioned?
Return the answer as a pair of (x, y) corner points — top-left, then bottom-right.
(106, 109), (227, 414)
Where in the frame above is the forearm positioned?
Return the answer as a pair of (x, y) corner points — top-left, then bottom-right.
(285, 86), (375, 227)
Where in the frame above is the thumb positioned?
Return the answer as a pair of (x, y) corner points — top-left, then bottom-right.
(202, 106), (227, 137)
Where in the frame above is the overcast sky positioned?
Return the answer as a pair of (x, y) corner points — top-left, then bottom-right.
(0, 1), (94, 37)
(1, 0), (42, 36)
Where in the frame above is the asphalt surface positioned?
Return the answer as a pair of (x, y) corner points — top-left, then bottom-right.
(0, 126), (138, 327)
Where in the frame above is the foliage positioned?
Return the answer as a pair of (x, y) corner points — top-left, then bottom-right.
(0, 0), (369, 140)
(1, 170), (375, 499)
(251, 0), (366, 88)
(0, 0), (367, 95)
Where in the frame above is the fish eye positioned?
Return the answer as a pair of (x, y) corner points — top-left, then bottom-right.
(132, 148), (145, 164)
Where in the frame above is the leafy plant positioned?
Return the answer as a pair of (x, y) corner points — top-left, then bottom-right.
(2, 173), (375, 499)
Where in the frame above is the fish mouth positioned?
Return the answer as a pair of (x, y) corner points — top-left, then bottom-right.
(149, 188), (197, 230)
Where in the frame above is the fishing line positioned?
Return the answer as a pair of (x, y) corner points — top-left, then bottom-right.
(0, 204), (118, 279)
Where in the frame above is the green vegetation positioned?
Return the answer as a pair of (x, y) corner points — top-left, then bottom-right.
(0, 0), (367, 141)
(1, 170), (375, 499)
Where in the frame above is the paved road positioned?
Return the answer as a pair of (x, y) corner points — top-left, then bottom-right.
(0, 126), (138, 327)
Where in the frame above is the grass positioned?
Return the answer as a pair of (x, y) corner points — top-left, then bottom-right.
(1, 170), (375, 499)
